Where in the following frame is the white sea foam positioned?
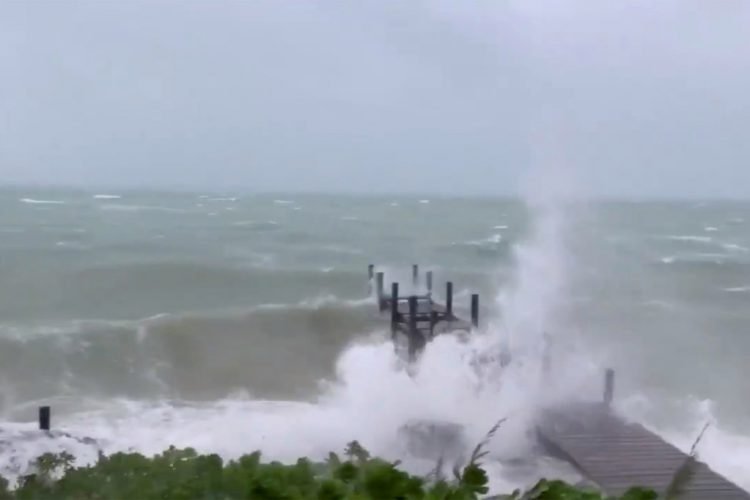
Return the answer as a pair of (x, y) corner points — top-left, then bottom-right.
(0, 334), (568, 493)
(725, 286), (750, 293)
(19, 198), (65, 205)
(274, 200), (294, 205)
(494, 225), (509, 230)
(419, 199), (430, 204)
(661, 256), (676, 264)
(704, 226), (719, 232)
(92, 194), (121, 200)
(208, 197), (238, 202)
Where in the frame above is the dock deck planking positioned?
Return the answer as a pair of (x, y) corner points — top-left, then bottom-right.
(538, 403), (749, 498)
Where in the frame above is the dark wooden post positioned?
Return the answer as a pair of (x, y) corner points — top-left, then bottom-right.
(446, 282), (453, 318)
(426, 271), (433, 294)
(376, 272), (385, 311)
(604, 368), (615, 406)
(367, 264), (375, 296)
(390, 283), (399, 339)
(471, 294), (479, 328)
(412, 264), (419, 286)
(39, 406), (51, 431)
(408, 295), (419, 360)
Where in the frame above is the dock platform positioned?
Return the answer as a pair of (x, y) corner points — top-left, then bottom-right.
(369, 264), (478, 359)
(537, 376), (749, 498)
(369, 264), (748, 498)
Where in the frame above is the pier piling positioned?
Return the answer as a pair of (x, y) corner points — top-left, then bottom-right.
(39, 406), (50, 431)
(408, 296), (418, 360)
(390, 283), (399, 338)
(471, 294), (479, 328)
(446, 282), (453, 317)
(376, 272), (385, 311)
(604, 368), (615, 406)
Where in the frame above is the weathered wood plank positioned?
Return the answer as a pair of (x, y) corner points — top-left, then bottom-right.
(538, 403), (749, 498)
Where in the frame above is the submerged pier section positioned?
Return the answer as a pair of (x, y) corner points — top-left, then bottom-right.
(368, 264), (478, 360)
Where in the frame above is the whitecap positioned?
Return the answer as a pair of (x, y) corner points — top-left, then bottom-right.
(274, 200), (294, 205)
(493, 225), (509, 230)
(99, 204), (185, 213)
(664, 235), (713, 243)
(725, 286), (750, 293)
(660, 256), (676, 264)
(459, 234), (503, 247)
(419, 200), (430, 204)
(55, 241), (88, 250)
(92, 194), (121, 200)
(390, 202), (399, 207)
(722, 243), (749, 253)
(704, 226), (719, 232)
(208, 197), (238, 202)
(20, 198), (65, 205)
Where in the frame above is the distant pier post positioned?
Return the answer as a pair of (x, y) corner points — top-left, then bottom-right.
(367, 264), (375, 296)
(471, 294), (479, 328)
(446, 282), (453, 318)
(376, 272), (385, 311)
(39, 406), (51, 431)
(604, 369), (615, 406)
(412, 264), (419, 286)
(408, 295), (419, 360)
(390, 283), (399, 339)
(426, 271), (433, 294)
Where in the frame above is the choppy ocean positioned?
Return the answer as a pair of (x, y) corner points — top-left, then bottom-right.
(1, 187), (749, 493)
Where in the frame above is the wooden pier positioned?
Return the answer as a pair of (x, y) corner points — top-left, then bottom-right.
(537, 371), (749, 498)
(369, 264), (478, 360)
(369, 265), (748, 497)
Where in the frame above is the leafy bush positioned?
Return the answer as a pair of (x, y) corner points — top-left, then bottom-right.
(0, 441), (661, 500)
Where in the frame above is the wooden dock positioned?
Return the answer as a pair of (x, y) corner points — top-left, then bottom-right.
(369, 264), (478, 359)
(537, 372), (749, 498)
(369, 265), (748, 497)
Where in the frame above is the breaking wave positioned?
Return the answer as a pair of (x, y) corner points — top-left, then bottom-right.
(0, 297), (377, 414)
(19, 198), (66, 205)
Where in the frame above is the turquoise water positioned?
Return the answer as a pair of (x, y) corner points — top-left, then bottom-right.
(1, 188), (749, 491)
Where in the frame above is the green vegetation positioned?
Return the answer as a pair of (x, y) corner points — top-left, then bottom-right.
(0, 440), (662, 500)
(0, 418), (706, 499)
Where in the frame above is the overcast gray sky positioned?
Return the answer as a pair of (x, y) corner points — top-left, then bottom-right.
(1, 0), (749, 197)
